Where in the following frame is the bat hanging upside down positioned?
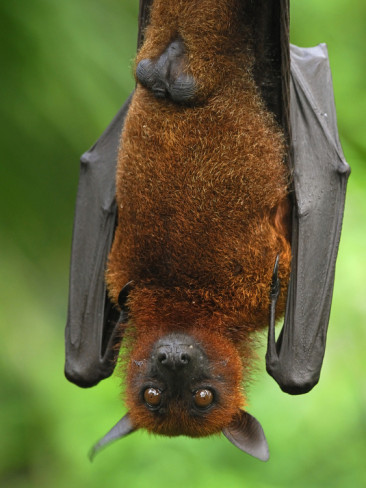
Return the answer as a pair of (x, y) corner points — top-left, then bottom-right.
(65, 0), (349, 463)
(98, 0), (291, 461)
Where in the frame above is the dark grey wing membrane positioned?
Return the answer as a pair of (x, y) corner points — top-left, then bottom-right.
(64, 0), (152, 389)
(253, 3), (350, 393)
(65, 95), (133, 387)
(250, 0), (290, 136)
(266, 44), (350, 394)
(137, 0), (153, 49)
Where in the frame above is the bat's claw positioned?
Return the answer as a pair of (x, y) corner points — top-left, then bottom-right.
(266, 255), (281, 366)
(270, 254), (280, 299)
(118, 281), (134, 323)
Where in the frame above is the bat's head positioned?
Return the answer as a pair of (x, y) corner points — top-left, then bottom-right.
(90, 330), (269, 461)
(125, 331), (244, 436)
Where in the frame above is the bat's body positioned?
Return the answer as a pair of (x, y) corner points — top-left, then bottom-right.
(107, 32), (291, 336)
(102, 0), (290, 456)
(65, 0), (349, 462)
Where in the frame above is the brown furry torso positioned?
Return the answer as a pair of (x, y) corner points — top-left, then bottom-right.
(107, 0), (291, 342)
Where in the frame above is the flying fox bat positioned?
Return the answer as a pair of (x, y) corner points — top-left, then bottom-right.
(64, 0), (350, 461)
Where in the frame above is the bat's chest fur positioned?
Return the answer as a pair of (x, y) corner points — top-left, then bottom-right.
(106, 0), (291, 331)
(107, 83), (290, 328)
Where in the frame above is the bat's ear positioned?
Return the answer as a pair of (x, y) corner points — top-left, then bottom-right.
(222, 410), (269, 461)
(89, 412), (136, 461)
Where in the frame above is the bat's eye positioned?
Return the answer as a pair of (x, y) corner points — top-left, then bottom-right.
(144, 387), (162, 407)
(194, 389), (214, 408)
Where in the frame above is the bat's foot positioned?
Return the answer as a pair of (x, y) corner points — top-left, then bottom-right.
(136, 38), (196, 104)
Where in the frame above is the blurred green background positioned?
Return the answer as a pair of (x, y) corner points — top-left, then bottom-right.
(1, 0), (365, 487)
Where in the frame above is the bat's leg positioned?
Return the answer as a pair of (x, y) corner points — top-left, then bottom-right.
(136, 37), (196, 104)
(267, 255), (280, 359)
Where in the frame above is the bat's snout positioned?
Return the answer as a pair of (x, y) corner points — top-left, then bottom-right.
(157, 344), (192, 370)
(152, 333), (206, 374)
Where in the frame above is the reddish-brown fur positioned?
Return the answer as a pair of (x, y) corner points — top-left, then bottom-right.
(106, 0), (291, 436)
(125, 326), (246, 437)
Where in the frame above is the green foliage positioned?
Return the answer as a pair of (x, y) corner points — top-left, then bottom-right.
(1, 1), (365, 487)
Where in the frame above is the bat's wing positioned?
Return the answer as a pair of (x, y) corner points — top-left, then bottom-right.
(251, 0), (290, 138)
(137, 0), (153, 49)
(64, 0), (152, 388)
(65, 95), (133, 387)
(266, 44), (350, 394)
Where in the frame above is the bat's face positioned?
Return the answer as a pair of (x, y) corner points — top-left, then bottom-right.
(125, 331), (245, 437)
(89, 322), (269, 461)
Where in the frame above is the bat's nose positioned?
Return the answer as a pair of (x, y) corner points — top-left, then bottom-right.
(152, 333), (205, 374)
(157, 346), (191, 370)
